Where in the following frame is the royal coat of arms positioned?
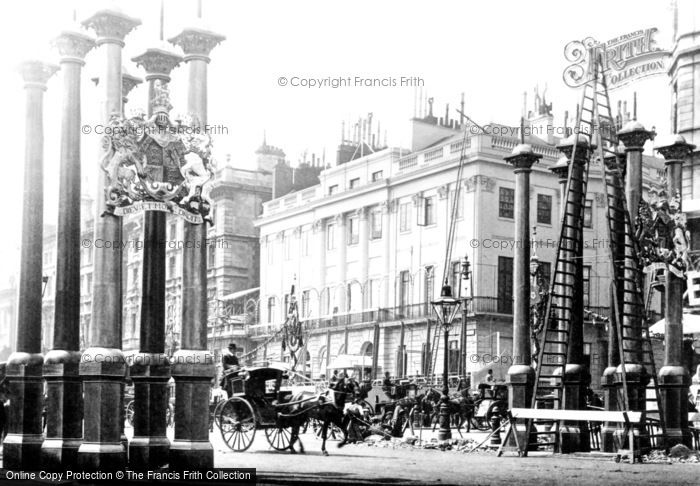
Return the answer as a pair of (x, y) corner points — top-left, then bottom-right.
(101, 81), (214, 224)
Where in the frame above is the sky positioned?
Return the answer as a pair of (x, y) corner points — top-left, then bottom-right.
(0, 0), (678, 286)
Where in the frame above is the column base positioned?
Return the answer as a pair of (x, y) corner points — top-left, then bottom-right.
(614, 363), (650, 452)
(506, 365), (535, 448)
(77, 347), (127, 471)
(42, 349), (83, 470)
(560, 364), (590, 453)
(601, 366), (618, 453)
(658, 365), (692, 449)
(4, 352), (44, 470)
(128, 353), (171, 470)
(41, 438), (83, 469)
(170, 350), (215, 470)
(170, 440), (214, 470)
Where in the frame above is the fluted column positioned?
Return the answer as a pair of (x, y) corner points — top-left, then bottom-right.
(78, 8), (140, 471)
(359, 208), (369, 308)
(315, 220), (327, 313)
(168, 24), (224, 469)
(555, 135), (592, 453)
(41, 28), (94, 471)
(600, 151), (626, 452)
(504, 144), (539, 424)
(4, 60), (58, 471)
(337, 214), (347, 312)
(128, 44), (182, 470)
(616, 122), (654, 418)
(382, 201), (392, 308)
(656, 136), (695, 448)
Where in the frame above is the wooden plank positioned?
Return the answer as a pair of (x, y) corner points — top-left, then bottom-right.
(510, 408), (643, 423)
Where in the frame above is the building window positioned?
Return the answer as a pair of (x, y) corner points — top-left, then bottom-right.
(329, 184), (338, 196)
(448, 340), (459, 374)
(169, 256), (177, 278)
(284, 235), (292, 260)
(450, 189), (463, 219)
(399, 203), (411, 232)
(301, 230), (309, 257)
(347, 216), (359, 245)
(349, 177), (360, 189)
(370, 209), (382, 239)
(327, 223), (336, 250)
(537, 194), (552, 225)
(451, 261), (462, 296)
(369, 279), (379, 308)
(424, 266), (434, 304)
(539, 261), (551, 287)
(499, 187), (514, 219)
(208, 244), (215, 268)
(301, 290), (311, 317)
(583, 199), (593, 228)
(267, 297), (276, 324)
(170, 222), (177, 240)
(583, 265), (591, 307)
(372, 170), (383, 182)
(422, 196), (436, 226)
(399, 271), (411, 311)
(497, 256), (513, 314)
(267, 243), (274, 264)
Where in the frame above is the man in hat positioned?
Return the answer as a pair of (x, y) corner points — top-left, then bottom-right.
(220, 343), (240, 397)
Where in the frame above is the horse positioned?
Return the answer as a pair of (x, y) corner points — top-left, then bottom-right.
(276, 388), (350, 456)
(424, 388), (473, 437)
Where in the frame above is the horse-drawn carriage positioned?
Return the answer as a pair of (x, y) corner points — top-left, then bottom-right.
(216, 364), (352, 454)
(472, 382), (508, 430)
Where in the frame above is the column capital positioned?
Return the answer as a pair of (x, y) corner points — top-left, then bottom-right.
(168, 25), (225, 63)
(617, 121), (654, 151)
(312, 219), (324, 232)
(556, 134), (592, 165)
(82, 9), (141, 46)
(549, 155), (570, 181)
(52, 29), (95, 65)
(655, 135), (696, 163)
(18, 60), (59, 90)
(504, 143), (542, 171)
(382, 199), (397, 213)
(131, 46), (183, 82)
(122, 71), (143, 102)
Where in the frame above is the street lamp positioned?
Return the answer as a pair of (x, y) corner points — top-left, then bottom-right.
(431, 282), (461, 441)
(459, 255), (472, 378)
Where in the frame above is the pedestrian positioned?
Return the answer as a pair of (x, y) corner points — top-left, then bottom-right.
(220, 343), (240, 397)
(485, 369), (494, 383)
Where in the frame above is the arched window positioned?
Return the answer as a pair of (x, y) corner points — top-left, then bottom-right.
(360, 341), (373, 357)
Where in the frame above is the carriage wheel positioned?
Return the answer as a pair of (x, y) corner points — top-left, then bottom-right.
(311, 418), (343, 441)
(125, 401), (135, 427)
(213, 400), (227, 429)
(218, 397), (256, 452)
(358, 400), (374, 418)
(265, 427), (293, 450)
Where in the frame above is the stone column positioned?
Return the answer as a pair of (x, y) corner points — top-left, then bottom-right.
(616, 122), (654, 420)
(359, 207), (369, 308)
(337, 214), (347, 312)
(78, 8), (140, 471)
(656, 136), (695, 448)
(168, 24), (224, 469)
(128, 44), (182, 470)
(315, 220), (327, 313)
(3, 60), (58, 470)
(41, 28), (94, 471)
(504, 144), (540, 426)
(555, 135), (591, 453)
(600, 151), (626, 452)
(382, 200), (392, 308)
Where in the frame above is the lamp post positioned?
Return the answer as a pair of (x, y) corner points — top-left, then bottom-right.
(459, 256), (472, 379)
(432, 282), (461, 441)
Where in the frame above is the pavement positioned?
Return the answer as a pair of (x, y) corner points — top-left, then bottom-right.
(2, 426), (700, 485)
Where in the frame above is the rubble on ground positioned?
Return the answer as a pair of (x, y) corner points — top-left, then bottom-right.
(645, 446), (700, 464)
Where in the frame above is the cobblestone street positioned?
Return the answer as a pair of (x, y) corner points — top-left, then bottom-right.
(208, 428), (700, 485)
